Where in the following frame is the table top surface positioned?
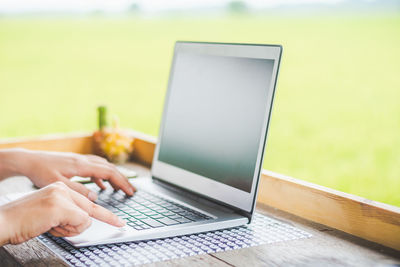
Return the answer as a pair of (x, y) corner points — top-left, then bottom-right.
(0, 162), (399, 267)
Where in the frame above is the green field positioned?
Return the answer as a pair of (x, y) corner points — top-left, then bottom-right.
(0, 14), (399, 206)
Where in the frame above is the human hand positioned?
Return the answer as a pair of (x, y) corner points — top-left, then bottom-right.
(13, 149), (136, 201)
(0, 182), (125, 246)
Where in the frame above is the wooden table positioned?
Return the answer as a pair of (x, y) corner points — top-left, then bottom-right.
(1, 162), (399, 267)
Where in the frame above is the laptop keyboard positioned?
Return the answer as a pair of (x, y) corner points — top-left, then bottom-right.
(96, 189), (213, 230)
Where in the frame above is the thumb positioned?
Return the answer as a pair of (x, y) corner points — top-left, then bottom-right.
(61, 176), (98, 202)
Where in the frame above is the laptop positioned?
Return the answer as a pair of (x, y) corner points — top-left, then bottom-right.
(69, 42), (282, 246)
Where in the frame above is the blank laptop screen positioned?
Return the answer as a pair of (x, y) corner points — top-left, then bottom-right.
(158, 51), (275, 193)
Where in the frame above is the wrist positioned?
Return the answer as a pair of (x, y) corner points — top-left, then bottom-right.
(0, 148), (32, 179)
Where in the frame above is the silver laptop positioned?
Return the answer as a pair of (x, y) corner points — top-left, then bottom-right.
(66, 41), (282, 247)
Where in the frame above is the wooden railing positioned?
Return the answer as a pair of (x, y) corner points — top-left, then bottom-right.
(1, 131), (399, 251)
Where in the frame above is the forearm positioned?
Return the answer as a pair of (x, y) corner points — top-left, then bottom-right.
(0, 148), (31, 181)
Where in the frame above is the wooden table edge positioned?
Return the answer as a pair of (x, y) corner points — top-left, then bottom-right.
(0, 131), (399, 251)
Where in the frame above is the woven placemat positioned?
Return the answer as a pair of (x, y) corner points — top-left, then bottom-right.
(38, 213), (312, 266)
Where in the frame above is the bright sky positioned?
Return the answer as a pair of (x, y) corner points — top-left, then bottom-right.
(0, 0), (344, 14)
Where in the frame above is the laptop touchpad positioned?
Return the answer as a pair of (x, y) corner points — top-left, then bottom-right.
(65, 218), (130, 245)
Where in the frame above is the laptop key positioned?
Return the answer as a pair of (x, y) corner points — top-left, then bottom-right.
(140, 218), (164, 228)
(168, 214), (184, 220)
(169, 207), (184, 212)
(177, 210), (191, 215)
(150, 214), (164, 219)
(133, 214), (148, 220)
(143, 211), (158, 216)
(157, 217), (179, 226)
(153, 207), (168, 212)
(175, 217), (192, 224)
(185, 215), (204, 221)
(160, 211), (175, 216)
(119, 206), (131, 211)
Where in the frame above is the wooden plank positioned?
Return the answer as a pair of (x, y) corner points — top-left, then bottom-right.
(212, 204), (400, 267)
(0, 133), (93, 154)
(1, 132), (399, 251)
(257, 170), (400, 251)
(0, 131), (157, 167)
(2, 240), (69, 267)
(144, 254), (228, 267)
(127, 129), (157, 167)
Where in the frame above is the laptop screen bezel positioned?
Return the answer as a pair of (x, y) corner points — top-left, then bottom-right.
(151, 41), (282, 214)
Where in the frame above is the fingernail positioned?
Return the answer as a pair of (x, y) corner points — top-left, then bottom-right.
(88, 191), (98, 202)
(118, 217), (126, 226)
(128, 188), (134, 195)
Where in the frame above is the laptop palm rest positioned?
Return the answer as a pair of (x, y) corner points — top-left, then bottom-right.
(65, 177), (248, 247)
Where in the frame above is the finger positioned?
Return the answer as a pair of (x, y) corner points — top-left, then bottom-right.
(50, 227), (79, 237)
(58, 225), (78, 234)
(62, 218), (92, 234)
(49, 226), (79, 237)
(58, 203), (93, 229)
(49, 228), (65, 237)
(53, 226), (74, 236)
(79, 163), (135, 196)
(108, 178), (121, 192)
(91, 177), (107, 190)
(94, 163), (134, 195)
(86, 154), (109, 164)
(61, 176), (98, 202)
(60, 224), (82, 234)
(67, 188), (125, 227)
(113, 169), (137, 194)
(94, 163), (136, 195)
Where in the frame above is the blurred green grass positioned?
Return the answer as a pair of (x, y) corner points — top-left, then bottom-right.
(0, 14), (399, 206)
